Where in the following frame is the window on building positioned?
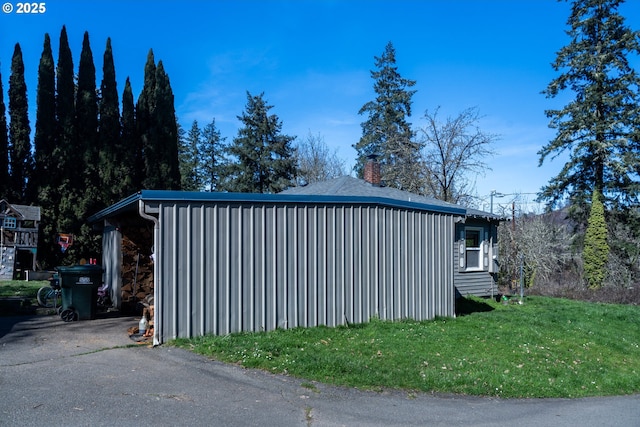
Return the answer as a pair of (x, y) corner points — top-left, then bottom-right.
(3, 217), (16, 229)
(465, 228), (482, 270)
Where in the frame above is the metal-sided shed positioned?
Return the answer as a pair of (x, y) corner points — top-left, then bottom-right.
(89, 175), (500, 345)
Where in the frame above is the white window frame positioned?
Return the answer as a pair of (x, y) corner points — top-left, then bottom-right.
(464, 227), (483, 271)
(459, 226), (490, 273)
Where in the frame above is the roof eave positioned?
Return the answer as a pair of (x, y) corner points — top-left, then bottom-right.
(89, 190), (467, 223)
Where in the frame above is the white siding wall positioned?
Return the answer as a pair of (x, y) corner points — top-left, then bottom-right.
(152, 201), (456, 343)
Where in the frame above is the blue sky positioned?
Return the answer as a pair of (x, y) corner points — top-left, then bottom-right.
(1, 0), (639, 211)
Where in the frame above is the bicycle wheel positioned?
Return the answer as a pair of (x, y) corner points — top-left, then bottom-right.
(37, 287), (57, 307)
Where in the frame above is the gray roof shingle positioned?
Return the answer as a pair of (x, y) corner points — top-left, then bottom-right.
(281, 176), (500, 220)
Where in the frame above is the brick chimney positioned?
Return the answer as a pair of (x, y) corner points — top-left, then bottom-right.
(364, 154), (381, 186)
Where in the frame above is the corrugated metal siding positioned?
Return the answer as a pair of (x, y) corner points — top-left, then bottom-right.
(153, 201), (455, 343)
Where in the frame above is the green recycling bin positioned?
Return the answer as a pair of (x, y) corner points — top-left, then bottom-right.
(57, 265), (103, 321)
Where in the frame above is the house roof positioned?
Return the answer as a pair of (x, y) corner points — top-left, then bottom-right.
(281, 176), (501, 221)
(89, 177), (500, 224)
(0, 200), (41, 221)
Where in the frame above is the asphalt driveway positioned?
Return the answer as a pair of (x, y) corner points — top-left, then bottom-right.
(1, 313), (639, 427)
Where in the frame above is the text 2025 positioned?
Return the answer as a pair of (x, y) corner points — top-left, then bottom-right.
(16, 2), (46, 13)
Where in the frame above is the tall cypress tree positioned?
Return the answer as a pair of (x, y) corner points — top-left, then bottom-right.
(33, 34), (58, 267)
(8, 43), (32, 203)
(355, 42), (422, 192)
(56, 25), (75, 187)
(76, 31), (99, 186)
(137, 53), (180, 190)
(121, 77), (140, 194)
(137, 50), (157, 189)
(223, 92), (296, 193)
(73, 31), (100, 259)
(154, 61), (180, 189)
(33, 33), (57, 202)
(539, 0), (640, 224)
(55, 25), (77, 251)
(0, 67), (9, 200)
(98, 37), (122, 205)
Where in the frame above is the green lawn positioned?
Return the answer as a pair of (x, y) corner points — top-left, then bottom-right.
(0, 280), (46, 299)
(171, 296), (640, 398)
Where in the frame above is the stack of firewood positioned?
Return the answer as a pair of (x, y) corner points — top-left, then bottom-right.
(120, 225), (154, 313)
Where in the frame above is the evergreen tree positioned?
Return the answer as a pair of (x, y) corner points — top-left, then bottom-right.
(179, 120), (201, 191)
(199, 118), (226, 191)
(56, 25), (76, 186)
(223, 92), (296, 193)
(8, 43), (32, 203)
(153, 61), (181, 189)
(355, 42), (423, 192)
(68, 31), (101, 260)
(0, 67), (9, 200)
(33, 34), (57, 202)
(76, 31), (99, 188)
(98, 37), (123, 205)
(33, 34), (58, 267)
(539, 0), (640, 225)
(121, 77), (139, 195)
(583, 189), (609, 289)
(137, 50), (157, 189)
(55, 25), (77, 247)
(135, 51), (180, 190)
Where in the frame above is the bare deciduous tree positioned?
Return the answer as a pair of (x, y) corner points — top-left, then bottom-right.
(419, 107), (497, 205)
(295, 132), (347, 185)
(499, 210), (575, 290)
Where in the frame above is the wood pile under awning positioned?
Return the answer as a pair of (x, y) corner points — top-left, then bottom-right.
(120, 224), (153, 313)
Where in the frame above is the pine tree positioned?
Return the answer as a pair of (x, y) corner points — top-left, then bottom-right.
(355, 42), (423, 192)
(8, 43), (32, 203)
(98, 37), (122, 205)
(199, 118), (226, 191)
(223, 92), (296, 193)
(539, 0), (640, 225)
(583, 189), (609, 288)
(179, 120), (202, 191)
(121, 77), (139, 195)
(0, 67), (9, 200)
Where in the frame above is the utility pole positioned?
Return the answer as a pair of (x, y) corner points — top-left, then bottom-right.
(490, 190), (504, 214)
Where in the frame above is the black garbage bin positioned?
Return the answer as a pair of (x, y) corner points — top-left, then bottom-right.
(57, 265), (103, 321)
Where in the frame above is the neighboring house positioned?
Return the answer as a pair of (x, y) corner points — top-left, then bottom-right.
(0, 200), (41, 280)
(89, 162), (500, 345)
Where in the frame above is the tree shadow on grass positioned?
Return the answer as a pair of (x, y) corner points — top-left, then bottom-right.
(455, 296), (495, 316)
